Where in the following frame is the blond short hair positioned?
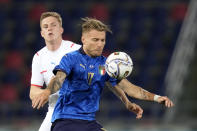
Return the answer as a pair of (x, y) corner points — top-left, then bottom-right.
(81, 17), (112, 34)
(40, 12), (62, 27)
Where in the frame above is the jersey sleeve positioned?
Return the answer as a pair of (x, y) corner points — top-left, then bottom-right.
(106, 74), (120, 87)
(31, 53), (44, 87)
(53, 53), (74, 76)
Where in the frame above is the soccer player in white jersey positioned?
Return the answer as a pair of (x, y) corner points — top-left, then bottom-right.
(29, 12), (144, 131)
(29, 12), (81, 131)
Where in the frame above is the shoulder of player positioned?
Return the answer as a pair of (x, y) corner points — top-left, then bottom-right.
(62, 40), (81, 48)
(62, 50), (81, 60)
(66, 50), (80, 56)
(33, 46), (47, 58)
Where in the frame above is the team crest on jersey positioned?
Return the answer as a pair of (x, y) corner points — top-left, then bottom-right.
(99, 65), (106, 75)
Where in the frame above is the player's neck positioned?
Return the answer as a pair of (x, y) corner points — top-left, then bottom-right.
(83, 47), (97, 58)
(46, 38), (62, 51)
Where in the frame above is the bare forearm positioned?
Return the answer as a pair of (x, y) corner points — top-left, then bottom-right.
(114, 87), (129, 105)
(124, 84), (155, 101)
(118, 79), (155, 101)
(138, 88), (154, 101)
(30, 86), (44, 100)
(47, 71), (66, 94)
(106, 82), (129, 105)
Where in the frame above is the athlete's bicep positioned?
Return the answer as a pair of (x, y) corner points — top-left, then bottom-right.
(56, 70), (67, 82)
(47, 70), (67, 94)
(117, 79), (136, 92)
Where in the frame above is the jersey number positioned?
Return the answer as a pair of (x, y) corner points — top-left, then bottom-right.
(88, 73), (94, 85)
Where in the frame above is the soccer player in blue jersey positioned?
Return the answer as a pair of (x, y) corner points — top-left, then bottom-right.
(32, 17), (174, 131)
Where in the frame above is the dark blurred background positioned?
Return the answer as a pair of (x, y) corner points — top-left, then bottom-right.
(0, 0), (197, 131)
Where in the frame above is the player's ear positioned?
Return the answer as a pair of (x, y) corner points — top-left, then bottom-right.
(40, 30), (44, 38)
(60, 27), (64, 34)
(81, 35), (85, 44)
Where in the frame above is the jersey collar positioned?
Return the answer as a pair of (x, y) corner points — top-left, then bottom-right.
(79, 46), (103, 59)
(79, 47), (86, 55)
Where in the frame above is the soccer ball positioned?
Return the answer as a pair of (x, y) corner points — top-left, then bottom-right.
(105, 52), (133, 80)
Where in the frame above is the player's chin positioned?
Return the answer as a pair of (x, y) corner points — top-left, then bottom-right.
(46, 36), (56, 41)
(93, 51), (102, 56)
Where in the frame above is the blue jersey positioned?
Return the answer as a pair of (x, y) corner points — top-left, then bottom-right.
(51, 48), (119, 122)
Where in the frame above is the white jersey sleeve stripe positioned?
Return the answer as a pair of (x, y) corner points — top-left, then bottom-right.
(31, 84), (43, 88)
(70, 43), (74, 48)
(40, 70), (47, 74)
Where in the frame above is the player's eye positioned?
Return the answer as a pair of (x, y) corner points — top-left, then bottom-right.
(52, 24), (56, 27)
(92, 38), (98, 42)
(43, 25), (48, 28)
(101, 39), (105, 42)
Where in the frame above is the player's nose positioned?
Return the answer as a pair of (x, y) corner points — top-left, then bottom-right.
(97, 41), (104, 48)
(48, 26), (53, 31)
(48, 28), (52, 31)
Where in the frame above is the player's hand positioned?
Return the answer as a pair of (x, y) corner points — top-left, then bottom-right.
(156, 96), (174, 108)
(32, 89), (51, 109)
(125, 101), (143, 119)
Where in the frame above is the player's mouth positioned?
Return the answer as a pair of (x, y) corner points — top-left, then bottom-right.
(48, 33), (53, 36)
(95, 48), (103, 52)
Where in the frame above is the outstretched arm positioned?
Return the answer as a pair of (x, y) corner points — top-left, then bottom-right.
(117, 79), (174, 108)
(106, 82), (143, 119)
(32, 71), (66, 109)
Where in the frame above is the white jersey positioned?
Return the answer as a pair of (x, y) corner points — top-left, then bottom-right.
(31, 40), (81, 131)
(31, 40), (81, 108)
